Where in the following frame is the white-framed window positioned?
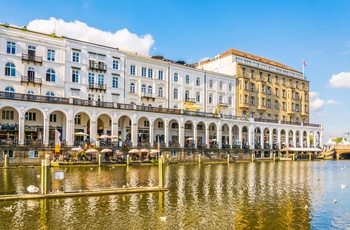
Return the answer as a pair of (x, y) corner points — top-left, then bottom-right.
(250, 96), (255, 105)
(219, 81), (223, 90)
(185, 75), (190, 84)
(148, 69), (153, 78)
(141, 84), (146, 93)
(46, 69), (56, 82)
(219, 96), (223, 104)
(47, 49), (55, 61)
(50, 113), (57, 122)
(72, 51), (80, 62)
(144, 120), (150, 127)
(173, 89), (178, 99)
(5, 86), (15, 92)
(196, 77), (200, 86)
(158, 70), (163, 80)
(173, 73), (178, 82)
(88, 73), (95, 84)
(27, 90), (34, 94)
(130, 83), (135, 93)
(228, 97), (232, 106)
(148, 86), (153, 94)
(29, 150), (39, 158)
(46, 91), (55, 97)
(261, 98), (265, 106)
(25, 112), (36, 121)
(208, 94), (213, 104)
(142, 67), (147, 77)
(229, 83), (232, 91)
(130, 65), (136, 75)
(72, 69), (79, 83)
(1, 110), (14, 120)
(75, 115), (81, 125)
(158, 87), (163, 97)
(98, 74), (104, 85)
(171, 151), (177, 157)
(112, 59), (119, 69)
(112, 76), (119, 88)
(209, 80), (213, 88)
(3, 150), (14, 158)
(6, 41), (16, 54)
(88, 93), (94, 101)
(5, 62), (16, 76)
(196, 92), (200, 102)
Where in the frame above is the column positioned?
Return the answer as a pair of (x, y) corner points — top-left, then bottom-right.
(277, 130), (281, 149)
(179, 125), (184, 148)
(217, 124), (222, 149)
(269, 130), (273, 149)
(18, 115), (25, 145)
(90, 120), (97, 144)
(164, 123), (169, 147)
(293, 132), (297, 147)
(132, 122), (138, 147)
(299, 131), (303, 147)
(260, 132), (264, 149)
(43, 118), (49, 146)
(149, 124), (154, 147)
(67, 118), (74, 146)
(286, 132), (289, 147)
(307, 131), (310, 148)
(205, 125), (210, 147)
(238, 127), (242, 148)
(249, 126), (254, 149)
(193, 124), (198, 148)
(229, 125), (233, 148)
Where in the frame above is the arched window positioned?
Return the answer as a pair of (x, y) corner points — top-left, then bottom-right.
(5, 62), (16, 76)
(130, 83), (135, 93)
(229, 83), (232, 91)
(141, 84), (146, 93)
(147, 86), (152, 94)
(219, 81), (223, 90)
(196, 92), (200, 102)
(46, 69), (56, 82)
(173, 73), (178, 82)
(219, 96), (223, 103)
(196, 77), (200, 86)
(46, 91), (55, 97)
(173, 89), (178, 99)
(5, 86), (15, 92)
(185, 90), (190, 101)
(209, 80), (213, 88)
(158, 87), (163, 97)
(208, 94), (213, 104)
(185, 75), (189, 84)
(228, 97), (232, 106)
(27, 90), (34, 94)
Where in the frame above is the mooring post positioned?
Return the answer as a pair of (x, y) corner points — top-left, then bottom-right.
(126, 154), (130, 166)
(98, 154), (102, 166)
(273, 152), (276, 162)
(198, 153), (201, 164)
(292, 153), (295, 161)
(309, 153), (312, 161)
(336, 153), (340, 160)
(4, 153), (9, 168)
(227, 153), (230, 163)
(158, 157), (164, 188)
(251, 152), (254, 162)
(41, 154), (51, 195)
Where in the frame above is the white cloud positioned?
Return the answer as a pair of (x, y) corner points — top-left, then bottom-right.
(27, 17), (154, 55)
(309, 92), (341, 113)
(328, 72), (350, 88)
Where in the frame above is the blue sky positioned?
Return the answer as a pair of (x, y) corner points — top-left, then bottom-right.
(1, 0), (350, 141)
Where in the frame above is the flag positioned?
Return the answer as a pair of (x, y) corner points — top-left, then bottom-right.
(55, 129), (61, 153)
(302, 60), (306, 66)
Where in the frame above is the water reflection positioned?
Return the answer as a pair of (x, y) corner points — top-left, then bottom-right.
(1, 161), (350, 229)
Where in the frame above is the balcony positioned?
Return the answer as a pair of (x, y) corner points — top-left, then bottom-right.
(88, 83), (107, 91)
(301, 109), (308, 117)
(0, 91), (69, 104)
(89, 61), (107, 72)
(22, 53), (42, 65)
(21, 76), (42, 86)
(254, 118), (278, 124)
(239, 102), (249, 109)
(257, 105), (266, 111)
(141, 92), (156, 101)
(287, 109), (295, 115)
(184, 97), (196, 105)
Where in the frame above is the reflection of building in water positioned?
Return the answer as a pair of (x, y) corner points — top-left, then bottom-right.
(0, 24), (322, 163)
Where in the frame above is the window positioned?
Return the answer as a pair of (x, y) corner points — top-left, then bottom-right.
(130, 83), (135, 93)
(296, 92), (299, 100)
(274, 100), (279, 109)
(112, 59), (119, 69)
(267, 114), (271, 120)
(173, 73), (178, 82)
(292, 103), (295, 111)
(148, 86), (152, 94)
(289, 79), (293, 86)
(261, 84), (265, 92)
(158, 70), (163, 80)
(250, 83), (255, 92)
(141, 84), (146, 93)
(148, 69), (153, 78)
(144, 120), (150, 127)
(75, 115), (81, 125)
(296, 104), (299, 112)
(275, 88), (279, 96)
(261, 98), (265, 106)
(267, 99), (271, 108)
(259, 113), (263, 119)
(186, 75), (190, 84)
(302, 83), (305, 89)
(142, 67), (146, 77)
(6, 41), (16, 54)
(185, 90), (190, 101)
(228, 97), (232, 106)
(2, 110), (14, 120)
(292, 91), (295, 99)
(5, 62), (16, 76)
(46, 91), (54, 96)
(267, 74), (271, 82)
(72, 69), (79, 83)
(27, 90), (34, 94)
(244, 95), (248, 103)
(267, 87), (271, 95)
(196, 92), (200, 102)
(130, 65), (136, 75)
(88, 73), (95, 84)
(219, 81), (223, 90)
(275, 115), (279, 121)
(158, 87), (163, 97)
(196, 77), (200, 86)
(219, 96), (223, 104)
(275, 76), (279, 83)
(282, 90), (286, 98)
(47, 49), (55, 61)
(5, 86), (15, 92)
(296, 81), (299, 88)
(209, 80), (213, 88)
(25, 112), (36, 121)
(242, 111), (247, 117)
(250, 112), (255, 118)
(72, 52), (80, 62)
(259, 72), (263, 79)
(158, 122), (164, 128)
(50, 113), (57, 122)
(88, 93), (94, 101)
(229, 83), (232, 91)
(208, 94), (213, 104)
(282, 102), (286, 110)
(244, 81), (248, 90)
(251, 70), (255, 78)
(98, 74), (104, 85)
(250, 96), (255, 105)
(112, 76), (119, 88)
(282, 78), (285, 85)
(173, 89), (178, 99)
(3, 150), (14, 158)
(29, 150), (39, 158)
(46, 69), (56, 82)
(242, 68), (246, 76)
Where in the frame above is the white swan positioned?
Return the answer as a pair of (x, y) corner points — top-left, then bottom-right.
(4, 205), (13, 212)
(27, 185), (40, 193)
(341, 184), (347, 189)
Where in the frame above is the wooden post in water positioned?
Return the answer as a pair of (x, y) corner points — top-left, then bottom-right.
(251, 152), (254, 162)
(309, 152), (312, 161)
(292, 153), (295, 161)
(126, 154), (130, 166)
(198, 153), (201, 164)
(273, 151), (276, 162)
(158, 157), (164, 188)
(336, 153), (340, 160)
(227, 153), (230, 163)
(4, 153), (9, 168)
(41, 154), (51, 195)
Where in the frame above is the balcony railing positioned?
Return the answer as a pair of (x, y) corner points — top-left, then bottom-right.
(72, 98), (93, 106)
(141, 92), (156, 100)
(218, 102), (228, 108)
(88, 83), (107, 91)
(21, 76), (42, 85)
(22, 53), (43, 64)
(254, 118), (279, 123)
(0, 91), (69, 104)
(89, 61), (107, 71)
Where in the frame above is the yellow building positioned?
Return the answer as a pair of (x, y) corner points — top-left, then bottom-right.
(198, 48), (309, 124)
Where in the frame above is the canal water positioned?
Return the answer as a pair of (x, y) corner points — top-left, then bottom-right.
(1, 161), (350, 229)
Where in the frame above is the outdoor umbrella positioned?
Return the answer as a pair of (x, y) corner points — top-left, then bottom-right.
(101, 149), (112, 153)
(109, 135), (119, 139)
(74, 132), (89, 136)
(86, 149), (98, 153)
(140, 149), (150, 153)
(99, 134), (109, 139)
(71, 147), (82, 152)
(128, 149), (140, 154)
(186, 137), (194, 141)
